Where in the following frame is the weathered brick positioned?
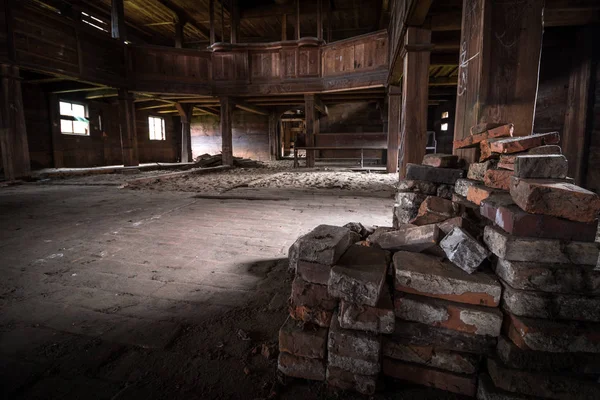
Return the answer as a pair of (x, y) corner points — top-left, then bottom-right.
(373, 224), (442, 253)
(409, 196), (462, 225)
(397, 179), (438, 195)
(328, 245), (389, 307)
(480, 139), (505, 161)
(291, 276), (337, 310)
(498, 145), (563, 167)
(477, 373), (540, 400)
(437, 216), (480, 238)
(501, 281), (600, 322)
(467, 184), (500, 206)
(494, 258), (600, 294)
(423, 153), (459, 168)
(326, 366), (377, 395)
(279, 317), (328, 359)
(510, 177), (600, 223)
(405, 163), (465, 185)
(484, 169), (513, 190)
(294, 224), (360, 266)
(383, 337), (480, 374)
(328, 311), (381, 375)
(480, 199), (598, 242)
(277, 351), (326, 381)
(366, 226), (395, 245)
(487, 357), (600, 400)
(289, 304), (333, 328)
(504, 312), (600, 353)
(440, 227), (490, 274)
(454, 123), (514, 149)
(394, 251), (501, 306)
(514, 154), (568, 179)
(394, 192), (428, 224)
(382, 358), (477, 397)
(484, 225), (599, 265)
(471, 122), (505, 135)
(343, 222), (374, 240)
(497, 162), (515, 171)
(468, 160), (498, 181)
(338, 285), (394, 334)
(436, 184), (454, 200)
(454, 178), (479, 197)
(452, 193), (485, 222)
(296, 261), (330, 285)
(394, 293), (502, 337)
(496, 335), (600, 375)
(489, 132), (561, 155)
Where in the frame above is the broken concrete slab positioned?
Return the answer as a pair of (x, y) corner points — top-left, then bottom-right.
(422, 154), (459, 168)
(294, 224), (360, 266)
(483, 225), (599, 265)
(489, 132), (561, 155)
(279, 317), (328, 359)
(296, 261), (330, 285)
(394, 293), (503, 337)
(510, 177), (600, 223)
(405, 163), (465, 185)
(454, 179), (479, 197)
(326, 366), (377, 395)
(328, 311), (382, 375)
(494, 258), (600, 294)
(410, 196), (462, 225)
(372, 224), (442, 253)
(394, 251), (501, 307)
(328, 245), (389, 307)
(514, 154), (568, 179)
(397, 179), (439, 195)
(278, 351), (326, 381)
(338, 285), (395, 334)
(440, 227), (490, 274)
(468, 160), (498, 181)
(484, 169), (513, 190)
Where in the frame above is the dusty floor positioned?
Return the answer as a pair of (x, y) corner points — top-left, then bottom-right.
(0, 170), (466, 400)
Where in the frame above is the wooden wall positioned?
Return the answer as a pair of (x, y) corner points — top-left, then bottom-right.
(322, 33), (388, 77)
(22, 84), (53, 169)
(585, 67), (600, 192)
(428, 101), (456, 155)
(136, 109), (178, 164)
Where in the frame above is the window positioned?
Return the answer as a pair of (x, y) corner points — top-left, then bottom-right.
(149, 116), (166, 140)
(81, 12), (109, 33)
(441, 123), (449, 131)
(60, 101), (90, 135)
(442, 111), (449, 119)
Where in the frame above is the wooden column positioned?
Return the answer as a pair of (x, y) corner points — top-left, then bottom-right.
(0, 64), (30, 180)
(453, 0), (544, 163)
(231, 0), (239, 44)
(296, 0), (301, 40)
(317, 0), (323, 41)
(117, 89), (138, 167)
(399, 27), (431, 178)
(174, 17), (184, 48)
(176, 103), (193, 162)
(281, 14), (287, 41)
(304, 94), (316, 167)
(326, 2), (332, 43)
(111, 0), (126, 40)
(48, 93), (64, 168)
(563, 26), (595, 186)
(268, 113), (277, 160)
(220, 97), (233, 166)
(209, 0), (215, 45)
(220, 0), (225, 42)
(386, 86), (402, 173)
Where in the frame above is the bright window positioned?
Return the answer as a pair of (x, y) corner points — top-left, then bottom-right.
(442, 111), (449, 119)
(149, 116), (166, 140)
(60, 101), (89, 135)
(441, 123), (449, 131)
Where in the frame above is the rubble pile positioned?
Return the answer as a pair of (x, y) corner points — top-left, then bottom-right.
(277, 123), (600, 398)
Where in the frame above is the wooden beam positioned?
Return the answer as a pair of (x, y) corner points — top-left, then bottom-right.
(233, 99), (269, 116)
(220, 0), (225, 42)
(175, 103), (193, 162)
(431, 12), (462, 32)
(281, 13), (287, 41)
(429, 76), (458, 86)
(86, 89), (119, 99)
(210, 0), (216, 44)
(174, 17), (184, 48)
(317, 0), (323, 40)
(296, 0), (301, 40)
(386, 86), (401, 173)
(118, 89), (139, 167)
(195, 106), (219, 117)
(268, 112), (277, 160)
(111, 0), (126, 40)
(220, 97), (233, 166)
(157, 0), (210, 40)
(407, 0), (433, 26)
(231, 0), (239, 44)
(304, 94), (316, 167)
(313, 96), (328, 116)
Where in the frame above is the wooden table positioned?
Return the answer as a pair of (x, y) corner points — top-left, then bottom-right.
(293, 146), (388, 168)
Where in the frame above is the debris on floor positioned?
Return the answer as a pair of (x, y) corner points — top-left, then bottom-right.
(195, 153), (264, 168)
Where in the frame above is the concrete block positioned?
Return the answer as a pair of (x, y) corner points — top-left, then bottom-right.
(484, 225), (599, 265)
(437, 184), (455, 200)
(405, 163), (465, 185)
(394, 251), (501, 307)
(494, 258), (600, 294)
(328, 245), (389, 307)
(295, 224), (360, 265)
(514, 154), (568, 179)
(296, 261), (330, 285)
(382, 358), (477, 397)
(504, 312), (600, 353)
(510, 177), (600, 223)
(373, 224), (442, 253)
(279, 317), (328, 359)
(278, 351), (326, 381)
(394, 293), (503, 337)
(397, 179), (438, 195)
(477, 373), (542, 400)
(454, 123), (514, 149)
(484, 169), (513, 190)
(455, 178), (479, 197)
(394, 192), (428, 224)
(440, 227), (490, 274)
(338, 285), (395, 334)
(328, 311), (381, 375)
(326, 366), (377, 395)
(410, 196), (462, 225)
(468, 160), (498, 181)
(423, 153), (459, 168)
(489, 132), (561, 155)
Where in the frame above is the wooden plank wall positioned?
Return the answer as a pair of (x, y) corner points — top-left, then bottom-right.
(322, 31), (388, 77)
(0, 2), (8, 62)
(585, 67), (600, 192)
(132, 47), (212, 83)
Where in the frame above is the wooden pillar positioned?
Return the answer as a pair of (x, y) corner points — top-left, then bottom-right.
(220, 97), (233, 166)
(268, 113), (277, 160)
(209, 0), (216, 45)
(174, 17), (184, 48)
(0, 64), (30, 180)
(326, 2), (332, 43)
(399, 27), (431, 178)
(111, 0), (126, 40)
(220, 0), (225, 42)
(386, 86), (402, 173)
(317, 0), (323, 41)
(48, 93), (64, 168)
(176, 103), (193, 162)
(453, 0), (544, 163)
(296, 0), (301, 40)
(281, 14), (287, 41)
(563, 25), (595, 186)
(117, 89), (138, 167)
(304, 94), (316, 167)
(231, 0), (239, 44)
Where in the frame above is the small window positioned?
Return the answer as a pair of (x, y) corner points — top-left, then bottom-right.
(149, 116), (166, 140)
(441, 111), (449, 119)
(441, 123), (449, 131)
(60, 101), (90, 136)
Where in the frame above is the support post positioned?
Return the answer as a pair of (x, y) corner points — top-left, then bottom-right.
(268, 113), (277, 160)
(326, 1), (332, 43)
(174, 17), (184, 48)
(386, 86), (401, 173)
(111, 0), (126, 40)
(231, 0), (239, 44)
(209, 0), (216, 45)
(0, 64), (30, 180)
(399, 27), (431, 178)
(304, 94), (316, 167)
(220, 97), (233, 166)
(453, 0), (544, 163)
(220, 0), (225, 42)
(317, 0), (323, 41)
(117, 89), (138, 167)
(281, 14), (287, 41)
(176, 103), (193, 162)
(48, 93), (63, 168)
(296, 0), (301, 40)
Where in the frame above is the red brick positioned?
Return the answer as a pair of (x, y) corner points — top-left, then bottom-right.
(422, 153), (459, 168)
(338, 285), (395, 334)
(466, 184), (499, 206)
(471, 122), (505, 135)
(436, 216), (479, 238)
(382, 358), (477, 397)
(483, 169), (513, 190)
(468, 160), (498, 181)
(479, 139), (504, 161)
(290, 277), (337, 310)
(510, 177), (600, 223)
(497, 162), (515, 171)
(454, 123), (514, 150)
(289, 304), (333, 328)
(489, 132), (560, 154)
(277, 351), (326, 381)
(278, 317), (328, 359)
(410, 196), (462, 225)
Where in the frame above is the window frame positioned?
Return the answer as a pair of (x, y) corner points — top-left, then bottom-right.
(148, 115), (167, 141)
(59, 100), (90, 137)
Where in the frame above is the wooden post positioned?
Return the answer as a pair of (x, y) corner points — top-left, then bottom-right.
(317, 0), (323, 41)
(231, 0), (239, 44)
(111, 0), (126, 40)
(176, 103), (193, 162)
(220, 0), (225, 42)
(281, 14), (287, 41)
(220, 97), (233, 166)
(117, 89), (138, 166)
(326, 1), (332, 43)
(296, 0), (301, 40)
(304, 94), (316, 167)
(0, 64), (30, 180)
(399, 27), (431, 178)
(48, 93), (64, 168)
(174, 17), (184, 48)
(453, 0), (544, 163)
(209, 0), (216, 45)
(386, 86), (402, 173)
(268, 113), (277, 160)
